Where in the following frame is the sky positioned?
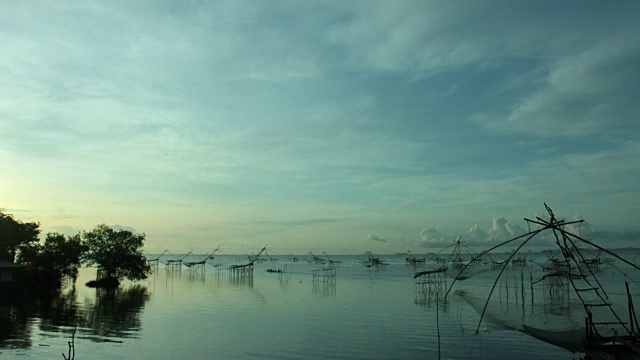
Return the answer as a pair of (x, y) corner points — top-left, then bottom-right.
(1, 1), (639, 254)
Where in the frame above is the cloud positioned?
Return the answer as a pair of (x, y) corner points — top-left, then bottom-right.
(565, 216), (594, 238)
(473, 32), (640, 138)
(377, 209), (639, 253)
(487, 216), (526, 242)
(47, 226), (84, 237)
(417, 228), (454, 248)
(368, 233), (387, 243)
(465, 225), (488, 243)
(1, 1), (639, 254)
(414, 216), (531, 249)
(110, 224), (138, 233)
(323, 1), (638, 77)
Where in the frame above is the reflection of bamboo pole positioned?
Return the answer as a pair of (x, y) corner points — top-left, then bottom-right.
(436, 293), (441, 360)
(521, 269), (525, 320)
(530, 272), (534, 308)
(506, 278), (509, 304)
(514, 273), (518, 306)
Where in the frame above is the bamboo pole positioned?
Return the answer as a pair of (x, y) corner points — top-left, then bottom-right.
(471, 231), (540, 334)
(444, 227), (547, 299)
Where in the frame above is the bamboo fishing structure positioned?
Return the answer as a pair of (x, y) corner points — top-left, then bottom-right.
(425, 237), (490, 280)
(443, 203), (640, 357)
(145, 250), (168, 266)
(165, 250), (193, 269)
(322, 252), (342, 266)
(228, 245), (267, 276)
(540, 272), (571, 306)
(414, 267), (447, 306)
(312, 265), (336, 282)
(307, 252), (327, 264)
(306, 252), (339, 282)
(511, 250), (530, 267)
(406, 251), (427, 266)
(262, 249), (280, 262)
(184, 246), (221, 269)
(358, 251), (388, 268)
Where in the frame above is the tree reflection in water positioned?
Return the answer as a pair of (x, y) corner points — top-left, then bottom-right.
(0, 283), (150, 350)
(0, 300), (32, 349)
(81, 285), (150, 341)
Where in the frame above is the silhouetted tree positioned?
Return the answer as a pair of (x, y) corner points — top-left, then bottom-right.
(82, 224), (150, 286)
(0, 209), (40, 262)
(16, 232), (86, 283)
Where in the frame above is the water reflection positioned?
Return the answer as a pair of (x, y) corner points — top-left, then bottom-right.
(0, 285), (79, 349)
(227, 271), (254, 288)
(3, 258), (587, 360)
(0, 300), (32, 349)
(38, 286), (80, 331)
(414, 271), (448, 307)
(186, 268), (206, 283)
(81, 285), (149, 341)
(278, 273), (291, 293)
(0, 282), (150, 350)
(164, 266), (183, 278)
(312, 280), (336, 297)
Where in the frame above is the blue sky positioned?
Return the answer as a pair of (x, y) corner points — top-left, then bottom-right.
(1, 1), (639, 254)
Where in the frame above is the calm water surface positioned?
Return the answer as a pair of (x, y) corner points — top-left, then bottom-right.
(2, 254), (638, 359)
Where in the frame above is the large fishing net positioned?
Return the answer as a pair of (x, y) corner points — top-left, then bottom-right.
(441, 204), (640, 353)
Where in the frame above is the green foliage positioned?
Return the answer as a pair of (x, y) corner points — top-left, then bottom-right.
(82, 224), (150, 282)
(16, 232), (86, 281)
(0, 209), (40, 261)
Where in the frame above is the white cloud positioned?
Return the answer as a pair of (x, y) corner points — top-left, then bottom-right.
(466, 224), (488, 242)
(413, 215), (555, 250)
(488, 216), (526, 242)
(417, 228), (454, 248)
(473, 33), (640, 137)
(368, 234), (387, 243)
(550, 215), (594, 240)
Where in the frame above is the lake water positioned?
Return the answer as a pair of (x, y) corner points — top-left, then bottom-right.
(2, 253), (638, 359)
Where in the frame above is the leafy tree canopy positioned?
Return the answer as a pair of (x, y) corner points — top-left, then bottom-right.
(16, 232), (86, 281)
(0, 209), (40, 262)
(82, 224), (150, 282)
